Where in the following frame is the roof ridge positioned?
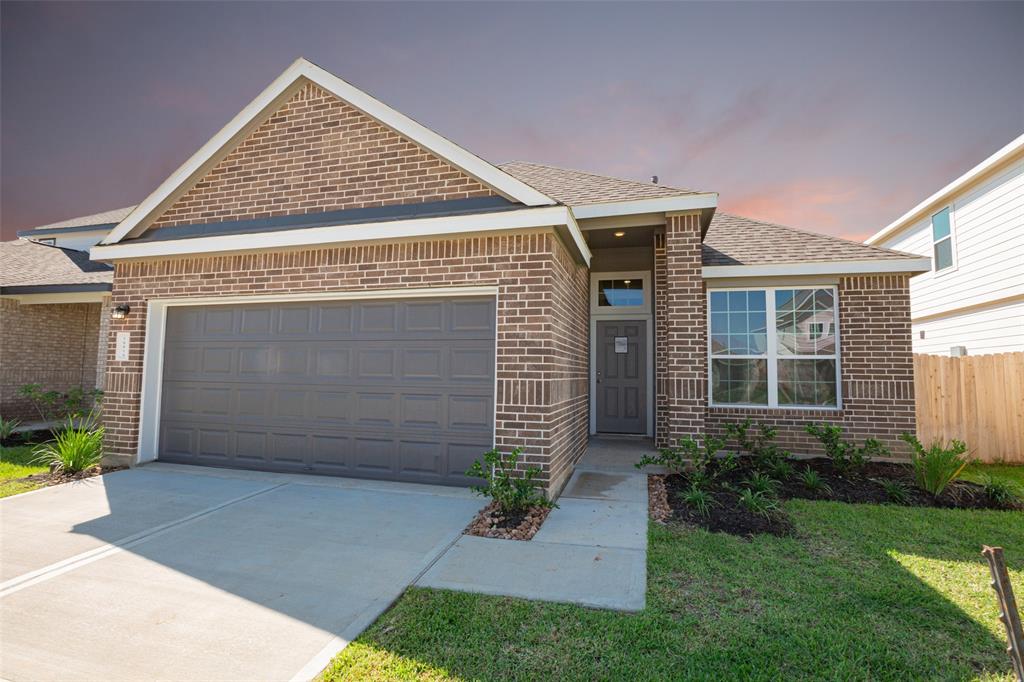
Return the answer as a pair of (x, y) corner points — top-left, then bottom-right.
(716, 211), (920, 259)
(499, 160), (692, 194)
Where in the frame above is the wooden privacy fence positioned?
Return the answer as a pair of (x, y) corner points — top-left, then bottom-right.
(914, 352), (1024, 464)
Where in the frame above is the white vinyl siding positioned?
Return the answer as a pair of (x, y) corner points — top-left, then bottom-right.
(876, 156), (1024, 354)
(913, 300), (1024, 355)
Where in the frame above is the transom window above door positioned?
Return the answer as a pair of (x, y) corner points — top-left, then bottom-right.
(590, 271), (651, 313)
(709, 286), (841, 409)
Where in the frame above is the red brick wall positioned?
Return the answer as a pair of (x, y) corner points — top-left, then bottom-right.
(0, 298), (102, 422)
(103, 231), (590, 489)
(702, 274), (916, 456)
(654, 213), (706, 447)
(152, 82), (495, 230)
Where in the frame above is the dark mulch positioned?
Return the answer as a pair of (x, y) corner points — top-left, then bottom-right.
(655, 456), (1020, 539)
(1, 430), (53, 448)
(464, 501), (552, 541)
(663, 473), (794, 538)
(11, 465), (127, 490)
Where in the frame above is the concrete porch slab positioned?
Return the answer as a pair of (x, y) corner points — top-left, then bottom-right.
(559, 469), (646, 503)
(416, 535), (646, 611)
(532, 498), (647, 550)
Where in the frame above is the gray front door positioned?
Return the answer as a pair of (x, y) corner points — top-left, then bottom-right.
(158, 297), (495, 486)
(596, 319), (646, 434)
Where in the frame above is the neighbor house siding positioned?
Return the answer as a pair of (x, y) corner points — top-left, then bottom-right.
(703, 274), (916, 456)
(152, 82), (495, 231)
(0, 298), (104, 422)
(102, 231), (590, 490)
(876, 156), (1024, 355)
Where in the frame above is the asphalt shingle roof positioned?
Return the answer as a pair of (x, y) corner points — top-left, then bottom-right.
(498, 161), (705, 206)
(0, 240), (113, 288)
(30, 206), (136, 231)
(702, 212), (921, 267)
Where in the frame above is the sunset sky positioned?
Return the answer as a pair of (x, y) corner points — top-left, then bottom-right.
(2, 1), (1021, 242)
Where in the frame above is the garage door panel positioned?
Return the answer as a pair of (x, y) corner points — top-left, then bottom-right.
(159, 297), (494, 485)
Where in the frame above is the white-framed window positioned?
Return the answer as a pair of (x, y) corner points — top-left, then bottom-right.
(931, 207), (955, 272)
(708, 286), (841, 409)
(590, 270), (650, 314)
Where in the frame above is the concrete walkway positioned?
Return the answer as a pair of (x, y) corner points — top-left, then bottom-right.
(417, 437), (653, 611)
(0, 464), (479, 682)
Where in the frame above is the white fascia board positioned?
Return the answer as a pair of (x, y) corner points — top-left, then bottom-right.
(570, 193), (718, 220)
(702, 257), (932, 278)
(103, 58), (554, 246)
(865, 132), (1024, 245)
(91, 206), (584, 262)
(563, 209), (592, 264)
(4, 292), (109, 305)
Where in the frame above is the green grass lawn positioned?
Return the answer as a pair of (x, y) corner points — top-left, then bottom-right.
(0, 445), (47, 498)
(324, 464), (1024, 682)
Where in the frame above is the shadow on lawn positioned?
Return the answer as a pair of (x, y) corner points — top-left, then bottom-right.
(330, 500), (1022, 681)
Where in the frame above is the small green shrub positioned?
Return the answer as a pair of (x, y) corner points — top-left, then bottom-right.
(768, 458), (795, 481)
(31, 415), (104, 474)
(737, 488), (780, 519)
(0, 417), (21, 441)
(636, 435), (733, 483)
(798, 467), (832, 496)
(466, 447), (553, 513)
(981, 475), (1020, 508)
(881, 479), (910, 504)
(680, 484), (715, 517)
(725, 419), (791, 473)
(17, 383), (103, 423)
(805, 423), (889, 474)
(742, 471), (778, 495)
(898, 433), (971, 498)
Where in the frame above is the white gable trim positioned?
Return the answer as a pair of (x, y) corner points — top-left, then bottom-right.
(91, 205), (591, 265)
(102, 58), (555, 246)
(570, 193), (718, 220)
(702, 258), (932, 278)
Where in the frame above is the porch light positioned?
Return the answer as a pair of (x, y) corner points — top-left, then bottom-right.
(614, 231), (625, 237)
(111, 304), (131, 320)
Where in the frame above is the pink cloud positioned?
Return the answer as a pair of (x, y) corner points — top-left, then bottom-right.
(720, 178), (865, 235)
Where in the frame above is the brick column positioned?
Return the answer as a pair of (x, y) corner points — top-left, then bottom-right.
(655, 212), (706, 447)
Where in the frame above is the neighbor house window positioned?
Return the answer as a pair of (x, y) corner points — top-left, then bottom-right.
(709, 287), (840, 408)
(931, 207), (954, 271)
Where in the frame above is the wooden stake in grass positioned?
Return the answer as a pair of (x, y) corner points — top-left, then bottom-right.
(982, 545), (1024, 681)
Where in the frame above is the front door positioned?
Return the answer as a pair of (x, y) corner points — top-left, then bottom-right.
(596, 319), (646, 433)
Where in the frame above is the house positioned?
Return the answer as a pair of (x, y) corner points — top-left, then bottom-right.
(865, 133), (1024, 356)
(4, 58), (930, 493)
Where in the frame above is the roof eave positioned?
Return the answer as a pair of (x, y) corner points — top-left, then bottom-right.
(702, 257), (932, 278)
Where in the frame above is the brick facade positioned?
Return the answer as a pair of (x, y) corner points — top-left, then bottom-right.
(0, 298), (104, 422)
(103, 231), (590, 489)
(152, 82), (494, 230)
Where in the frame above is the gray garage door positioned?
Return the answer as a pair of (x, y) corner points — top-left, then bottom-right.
(158, 297), (495, 486)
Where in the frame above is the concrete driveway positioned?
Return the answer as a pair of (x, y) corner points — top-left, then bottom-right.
(0, 463), (480, 681)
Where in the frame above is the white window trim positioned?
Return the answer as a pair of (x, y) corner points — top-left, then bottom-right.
(135, 286), (499, 465)
(590, 270), (651, 315)
(930, 205), (959, 275)
(707, 285), (842, 411)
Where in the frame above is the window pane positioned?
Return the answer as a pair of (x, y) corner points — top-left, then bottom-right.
(775, 288), (836, 355)
(777, 359), (837, 406)
(710, 290), (767, 357)
(931, 208), (951, 241)
(712, 359), (768, 405)
(598, 279), (644, 306)
(933, 238), (953, 270)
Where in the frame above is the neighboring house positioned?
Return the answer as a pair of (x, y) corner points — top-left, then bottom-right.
(9, 59), (929, 493)
(866, 133), (1024, 356)
(0, 238), (114, 420)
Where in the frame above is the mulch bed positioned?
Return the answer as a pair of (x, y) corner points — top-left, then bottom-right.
(8, 465), (127, 491)
(652, 456), (1021, 539)
(1, 430), (53, 448)
(464, 501), (552, 541)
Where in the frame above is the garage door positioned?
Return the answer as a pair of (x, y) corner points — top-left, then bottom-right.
(158, 296), (495, 486)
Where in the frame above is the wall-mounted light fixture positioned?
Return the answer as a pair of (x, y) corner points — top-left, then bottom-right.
(111, 304), (131, 320)
(613, 231), (625, 238)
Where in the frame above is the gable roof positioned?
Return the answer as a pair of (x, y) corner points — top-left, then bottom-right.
(17, 205), (137, 239)
(102, 58), (554, 245)
(499, 162), (703, 206)
(865, 132), (1024, 245)
(703, 212), (928, 271)
(0, 240), (113, 293)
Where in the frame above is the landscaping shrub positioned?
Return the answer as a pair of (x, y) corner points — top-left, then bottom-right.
(880, 479), (910, 504)
(466, 447), (553, 514)
(31, 415), (104, 474)
(636, 435), (733, 486)
(798, 467), (832, 496)
(805, 422), (889, 475)
(742, 471), (778, 495)
(0, 417), (21, 442)
(981, 475), (1020, 508)
(680, 484), (714, 517)
(18, 384), (103, 423)
(898, 433), (971, 497)
(724, 419), (791, 473)
(737, 488), (780, 519)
